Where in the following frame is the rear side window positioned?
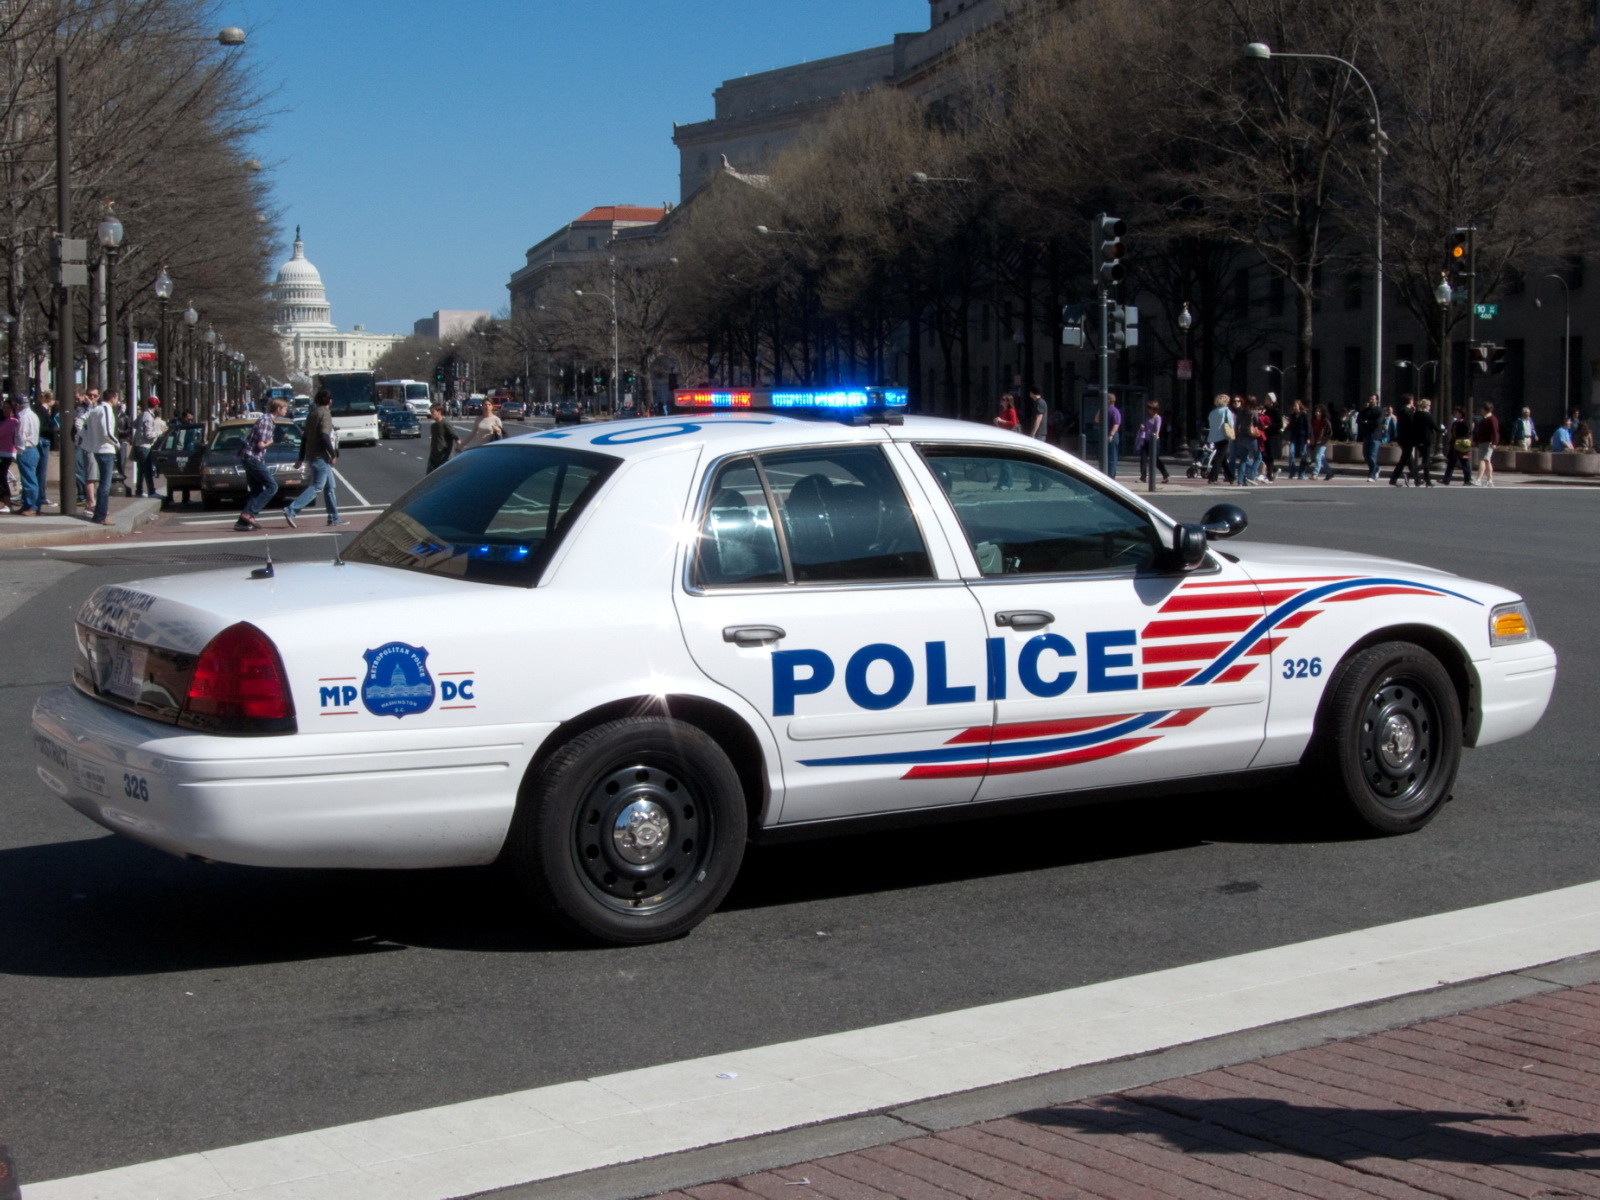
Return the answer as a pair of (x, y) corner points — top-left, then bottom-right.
(693, 446), (932, 587)
(346, 444), (617, 586)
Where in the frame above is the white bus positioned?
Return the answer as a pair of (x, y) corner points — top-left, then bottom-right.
(314, 371), (380, 447)
(377, 379), (433, 416)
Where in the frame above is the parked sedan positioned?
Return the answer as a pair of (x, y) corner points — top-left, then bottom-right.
(198, 419), (308, 510)
(553, 399), (583, 425)
(379, 407), (421, 438)
(149, 424), (207, 507)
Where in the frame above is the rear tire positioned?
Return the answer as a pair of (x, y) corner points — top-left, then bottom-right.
(1312, 641), (1462, 834)
(506, 717), (747, 944)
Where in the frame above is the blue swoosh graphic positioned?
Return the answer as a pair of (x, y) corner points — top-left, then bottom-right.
(799, 711), (1171, 768)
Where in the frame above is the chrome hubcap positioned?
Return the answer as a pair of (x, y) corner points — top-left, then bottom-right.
(612, 800), (672, 865)
(1379, 714), (1417, 770)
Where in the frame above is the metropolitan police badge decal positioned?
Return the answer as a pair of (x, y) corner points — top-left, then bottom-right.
(361, 642), (435, 718)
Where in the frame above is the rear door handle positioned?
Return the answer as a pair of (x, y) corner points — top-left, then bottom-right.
(723, 625), (786, 647)
(994, 610), (1054, 631)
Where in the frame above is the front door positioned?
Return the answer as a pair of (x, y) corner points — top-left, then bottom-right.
(676, 443), (992, 824)
(904, 442), (1270, 802)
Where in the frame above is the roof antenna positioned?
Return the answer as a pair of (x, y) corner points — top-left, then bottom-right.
(331, 529), (345, 567)
(250, 529), (275, 579)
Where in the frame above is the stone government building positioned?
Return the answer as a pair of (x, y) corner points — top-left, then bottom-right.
(273, 228), (404, 382)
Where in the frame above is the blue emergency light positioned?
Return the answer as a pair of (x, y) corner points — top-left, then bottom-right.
(673, 387), (908, 422)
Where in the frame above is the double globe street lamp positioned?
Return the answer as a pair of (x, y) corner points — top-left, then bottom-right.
(96, 205), (123, 414)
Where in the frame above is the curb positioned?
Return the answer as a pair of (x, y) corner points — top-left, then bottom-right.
(0, 498), (161, 550)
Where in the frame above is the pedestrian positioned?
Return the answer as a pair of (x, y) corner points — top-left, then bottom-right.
(14, 393), (41, 514)
(1094, 392), (1122, 477)
(1441, 406), (1473, 485)
(1024, 387), (1048, 442)
(1262, 393), (1284, 481)
(1512, 407), (1536, 449)
(1135, 400), (1169, 483)
(1551, 416), (1575, 452)
(1285, 399), (1310, 479)
(282, 389), (341, 528)
(33, 391), (55, 504)
(1472, 403), (1500, 486)
(1230, 397), (1258, 486)
(81, 388), (120, 524)
(460, 397), (503, 450)
(1356, 394), (1383, 482)
(131, 398), (165, 497)
(426, 402), (459, 473)
(116, 401), (134, 496)
(0, 399), (17, 512)
(1410, 398), (1439, 487)
(1388, 394), (1420, 487)
(72, 390), (91, 503)
(1310, 403), (1335, 480)
(235, 398), (285, 531)
(1205, 393), (1235, 484)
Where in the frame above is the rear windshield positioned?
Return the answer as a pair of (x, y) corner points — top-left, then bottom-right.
(344, 444), (617, 587)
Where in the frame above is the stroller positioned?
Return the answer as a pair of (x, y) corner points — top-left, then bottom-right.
(1185, 441), (1216, 479)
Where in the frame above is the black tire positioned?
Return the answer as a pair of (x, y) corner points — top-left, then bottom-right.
(506, 717), (747, 944)
(1313, 641), (1462, 834)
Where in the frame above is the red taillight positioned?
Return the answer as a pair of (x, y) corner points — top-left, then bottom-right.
(181, 622), (296, 732)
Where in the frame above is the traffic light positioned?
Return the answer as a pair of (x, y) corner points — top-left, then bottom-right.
(434, 366), (445, 384)
(1107, 303), (1127, 351)
(1448, 230), (1469, 277)
(1097, 214), (1125, 286)
(1470, 343), (1490, 374)
(1489, 345), (1508, 375)
(1061, 303), (1086, 348)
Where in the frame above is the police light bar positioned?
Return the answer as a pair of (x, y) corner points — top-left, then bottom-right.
(673, 387), (908, 413)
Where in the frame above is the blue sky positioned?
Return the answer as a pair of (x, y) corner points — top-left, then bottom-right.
(226, 0), (929, 336)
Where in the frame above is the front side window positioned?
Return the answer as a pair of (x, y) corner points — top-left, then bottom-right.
(919, 446), (1163, 576)
(692, 446), (932, 587)
(346, 445), (616, 587)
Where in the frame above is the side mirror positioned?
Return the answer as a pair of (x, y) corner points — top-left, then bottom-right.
(1200, 503), (1248, 540)
(1172, 523), (1209, 570)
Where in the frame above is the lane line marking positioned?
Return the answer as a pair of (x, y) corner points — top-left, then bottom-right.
(27, 879), (1600, 1200)
(176, 508), (384, 527)
(53, 531), (354, 552)
(332, 467), (370, 508)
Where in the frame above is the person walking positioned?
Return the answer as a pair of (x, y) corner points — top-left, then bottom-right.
(1513, 407), (1537, 449)
(1093, 392), (1122, 478)
(14, 393), (41, 514)
(991, 394), (1018, 490)
(1261, 393), (1284, 481)
(283, 389), (340, 528)
(33, 392), (55, 505)
(1410, 398), (1439, 487)
(1135, 400), (1169, 484)
(1356, 394), (1383, 481)
(1310, 403), (1335, 480)
(460, 397), (503, 451)
(1205, 393), (1235, 484)
(1473, 403), (1500, 486)
(1441, 406), (1473, 485)
(235, 398), (285, 531)
(1230, 397), (1258, 486)
(1285, 399), (1310, 479)
(1388, 394), (1420, 487)
(81, 389), (120, 524)
(427, 402), (460, 473)
(1024, 387), (1048, 442)
(131, 398), (165, 498)
(0, 399), (17, 512)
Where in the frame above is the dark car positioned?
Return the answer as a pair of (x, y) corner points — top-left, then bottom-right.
(462, 395), (484, 416)
(553, 399), (583, 425)
(497, 398), (526, 420)
(380, 407), (421, 438)
(149, 424), (207, 507)
(199, 419), (308, 510)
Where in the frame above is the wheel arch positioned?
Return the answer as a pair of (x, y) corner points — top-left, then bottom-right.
(1335, 623), (1479, 740)
(515, 693), (773, 835)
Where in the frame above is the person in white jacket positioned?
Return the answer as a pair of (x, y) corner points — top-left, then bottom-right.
(81, 391), (120, 524)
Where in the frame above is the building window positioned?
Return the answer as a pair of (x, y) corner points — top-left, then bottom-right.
(587, 236), (598, 250)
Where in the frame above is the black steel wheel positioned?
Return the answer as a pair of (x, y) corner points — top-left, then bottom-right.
(506, 716), (746, 944)
(1312, 641), (1462, 834)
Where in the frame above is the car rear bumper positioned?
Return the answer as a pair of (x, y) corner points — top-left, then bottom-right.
(32, 686), (555, 869)
(1470, 640), (1557, 747)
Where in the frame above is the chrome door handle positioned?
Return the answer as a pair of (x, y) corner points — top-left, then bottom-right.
(994, 610), (1054, 630)
(723, 625), (786, 647)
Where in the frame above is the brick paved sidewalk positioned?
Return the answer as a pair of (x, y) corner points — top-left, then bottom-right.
(650, 983), (1600, 1200)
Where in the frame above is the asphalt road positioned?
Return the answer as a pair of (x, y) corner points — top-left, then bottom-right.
(1, 478), (1596, 1185)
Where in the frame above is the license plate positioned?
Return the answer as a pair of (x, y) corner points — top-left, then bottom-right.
(105, 640), (148, 702)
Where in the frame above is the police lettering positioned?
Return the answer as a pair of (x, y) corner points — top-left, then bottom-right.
(771, 631), (1140, 715)
(441, 679), (475, 702)
(320, 685), (358, 708)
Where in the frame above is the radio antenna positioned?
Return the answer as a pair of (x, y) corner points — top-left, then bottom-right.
(250, 529), (275, 579)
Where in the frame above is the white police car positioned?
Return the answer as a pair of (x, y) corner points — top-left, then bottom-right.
(33, 389), (1557, 944)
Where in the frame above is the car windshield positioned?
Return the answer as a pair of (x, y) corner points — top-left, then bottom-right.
(344, 444), (618, 587)
(209, 422), (302, 453)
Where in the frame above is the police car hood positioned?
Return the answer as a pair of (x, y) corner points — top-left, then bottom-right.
(76, 562), (483, 656)
(1224, 542), (1517, 600)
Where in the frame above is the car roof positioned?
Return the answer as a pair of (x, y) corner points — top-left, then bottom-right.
(499, 412), (1050, 460)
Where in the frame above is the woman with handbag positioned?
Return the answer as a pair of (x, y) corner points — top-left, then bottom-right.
(1441, 406), (1473, 485)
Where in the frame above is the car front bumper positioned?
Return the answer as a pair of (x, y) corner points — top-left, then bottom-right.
(1470, 639), (1558, 747)
(32, 686), (556, 869)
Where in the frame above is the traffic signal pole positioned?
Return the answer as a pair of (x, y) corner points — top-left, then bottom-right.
(1094, 214), (1125, 476)
(1466, 226), (1477, 409)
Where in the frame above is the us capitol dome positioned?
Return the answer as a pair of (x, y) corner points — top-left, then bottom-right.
(273, 228), (403, 378)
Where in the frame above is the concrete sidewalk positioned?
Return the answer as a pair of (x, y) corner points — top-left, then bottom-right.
(634, 969), (1600, 1200)
(0, 494), (160, 550)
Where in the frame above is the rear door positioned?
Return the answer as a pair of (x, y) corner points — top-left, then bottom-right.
(903, 442), (1270, 801)
(676, 442), (993, 824)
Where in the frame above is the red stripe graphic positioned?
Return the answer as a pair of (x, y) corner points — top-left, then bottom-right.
(1275, 609), (1322, 630)
(1324, 586), (1440, 603)
(1159, 589), (1299, 613)
(1154, 708), (1208, 728)
(1142, 615), (1258, 638)
(903, 737), (1158, 780)
(1243, 636), (1285, 656)
(1217, 663), (1258, 683)
(1142, 668), (1196, 689)
(1142, 641), (1231, 665)
(951, 714), (1136, 746)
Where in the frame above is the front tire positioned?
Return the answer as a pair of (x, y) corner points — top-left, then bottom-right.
(506, 717), (747, 944)
(1313, 641), (1462, 834)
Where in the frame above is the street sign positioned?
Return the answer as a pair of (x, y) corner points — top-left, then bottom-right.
(1176, 359), (1193, 381)
(1475, 303), (1498, 320)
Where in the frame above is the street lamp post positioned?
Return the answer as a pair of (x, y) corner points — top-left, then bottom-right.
(182, 303), (198, 422)
(1537, 274), (1572, 419)
(204, 325), (217, 423)
(1178, 302), (1194, 438)
(96, 206), (123, 419)
(1244, 43), (1386, 406)
(574, 288), (619, 415)
(153, 265), (172, 418)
